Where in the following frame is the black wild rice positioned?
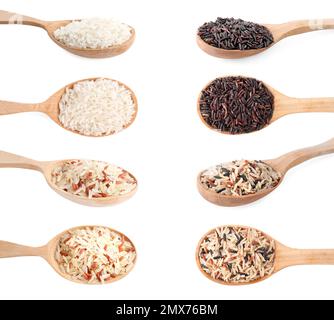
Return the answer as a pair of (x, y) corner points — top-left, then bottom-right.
(199, 76), (274, 134)
(198, 17), (274, 50)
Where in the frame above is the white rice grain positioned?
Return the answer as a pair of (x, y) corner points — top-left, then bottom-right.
(54, 18), (132, 49)
(58, 78), (135, 136)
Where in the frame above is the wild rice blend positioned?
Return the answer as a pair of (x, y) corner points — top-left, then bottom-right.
(198, 226), (275, 284)
(55, 227), (136, 284)
(200, 160), (281, 196)
(51, 160), (136, 199)
(198, 17), (273, 50)
(199, 76), (274, 134)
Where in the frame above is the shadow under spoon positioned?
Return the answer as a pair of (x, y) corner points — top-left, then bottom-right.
(0, 10), (135, 58)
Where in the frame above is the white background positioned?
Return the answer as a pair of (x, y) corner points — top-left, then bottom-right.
(0, 0), (333, 300)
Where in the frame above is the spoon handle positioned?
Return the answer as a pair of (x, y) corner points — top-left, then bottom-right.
(272, 19), (334, 41)
(0, 241), (46, 258)
(272, 138), (334, 173)
(0, 100), (41, 115)
(277, 247), (334, 270)
(274, 95), (334, 120)
(0, 151), (42, 171)
(0, 10), (46, 28)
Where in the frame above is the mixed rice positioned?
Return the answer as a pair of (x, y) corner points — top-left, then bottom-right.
(198, 226), (275, 284)
(51, 160), (136, 199)
(55, 226), (136, 284)
(200, 160), (281, 196)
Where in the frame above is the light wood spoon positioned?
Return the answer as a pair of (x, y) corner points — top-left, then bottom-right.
(0, 226), (137, 285)
(0, 151), (137, 206)
(197, 19), (334, 59)
(0, 10), (135, 58)
(0, 77), (138, 137)
(197, 225), (334, 285)
(197, 137), (334, 207)
(198, 77), (334, 135)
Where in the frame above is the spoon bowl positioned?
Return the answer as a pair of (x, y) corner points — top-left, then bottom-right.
(197, 137), (334, 207)
(0, 226), (137, 285)
(0, 10), (135, 58)
(196, 225), (334, 285)
(0, 151), (138, 207)
(0, 77), (138, 137)
(197, 19), (334, 59)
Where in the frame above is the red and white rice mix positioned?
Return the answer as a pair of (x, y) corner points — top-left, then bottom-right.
(198, 226), (275, 284)
(51, 160), (136, 199)
(200, 160), (281, 196)
(55, 227), (136, 284)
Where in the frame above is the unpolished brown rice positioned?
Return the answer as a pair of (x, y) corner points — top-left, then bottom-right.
(51, 160), (136, 199)
(200, 160), (281, 196)
(55, 226), (136, 284)
(198, 226), (275, 284)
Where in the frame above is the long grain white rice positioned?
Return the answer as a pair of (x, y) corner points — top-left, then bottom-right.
(54, 18), (132, 49)
(58, 78), (136, 136)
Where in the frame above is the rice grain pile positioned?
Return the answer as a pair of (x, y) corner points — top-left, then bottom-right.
(51, 160), (136, 199)
(59, 78), (136, 136)
(55, 226), (136, 284)
(198, 17), (273, 50)
(200, 160), (281, 196)
(198, 226), (275, 284)
(54, 18), (132, 49)
(199, 76), (274, 134)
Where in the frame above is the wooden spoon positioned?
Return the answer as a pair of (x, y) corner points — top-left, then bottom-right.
(197, 137), (334, 207)
(0, 77), (138, 137)
(0, 226), (137, 285)
(196, 225), (334, 285)
(197, 19), (334, 59)
(0, 151), (137, 206)
(198, 78), (334, 135)
(0, 10), (135, 58)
